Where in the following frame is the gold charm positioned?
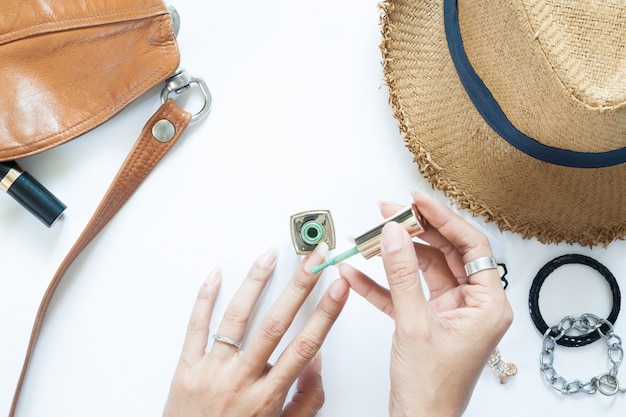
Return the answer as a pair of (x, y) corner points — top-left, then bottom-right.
(487, 347), (517, 384)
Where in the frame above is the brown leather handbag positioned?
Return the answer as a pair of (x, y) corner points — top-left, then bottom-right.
(0, 2), (210, 415)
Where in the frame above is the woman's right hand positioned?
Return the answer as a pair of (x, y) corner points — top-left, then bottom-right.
(340, 192), (513, 417)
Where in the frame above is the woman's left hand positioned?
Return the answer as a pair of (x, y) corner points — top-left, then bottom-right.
(162, 243), (349, 417)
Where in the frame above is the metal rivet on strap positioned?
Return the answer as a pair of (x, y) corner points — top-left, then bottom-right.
(152, 119), (176, 142)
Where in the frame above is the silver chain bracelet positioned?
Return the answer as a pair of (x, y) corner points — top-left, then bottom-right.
(540, 314), (625, 396)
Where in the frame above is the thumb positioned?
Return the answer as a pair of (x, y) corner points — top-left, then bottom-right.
(380, 221), (429, 321)
(281, 354), (325, 417)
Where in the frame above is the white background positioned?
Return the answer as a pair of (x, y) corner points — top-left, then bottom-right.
(2, 1), (625, 416)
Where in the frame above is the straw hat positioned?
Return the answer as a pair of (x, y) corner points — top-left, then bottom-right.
(380, 0), (626, 246)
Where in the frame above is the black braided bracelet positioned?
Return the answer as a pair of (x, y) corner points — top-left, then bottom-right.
(528, 254), (621, 347)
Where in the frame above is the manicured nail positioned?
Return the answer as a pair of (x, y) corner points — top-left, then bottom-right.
(381, 222), (406, 253)
(310, 353), (322, 373)
(329, 278), (349, 301)
(337, 263), (354, 278)
(304, 241), (329, 273)
(256, 247), (278, 269)
(205, 266), (222, 285)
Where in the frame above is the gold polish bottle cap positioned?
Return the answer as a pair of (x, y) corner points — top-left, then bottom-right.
(355, 204), (426, 259)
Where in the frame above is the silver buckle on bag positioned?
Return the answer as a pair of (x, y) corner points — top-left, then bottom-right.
(161, 68), (212, 124)
(163, 6), (210, 124)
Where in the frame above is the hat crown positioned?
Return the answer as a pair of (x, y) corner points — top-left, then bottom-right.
(459, 0), (626, 154)
(527, 0), (626, 108)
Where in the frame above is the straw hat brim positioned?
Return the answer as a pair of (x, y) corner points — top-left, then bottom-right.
(380, 0), (626, 246)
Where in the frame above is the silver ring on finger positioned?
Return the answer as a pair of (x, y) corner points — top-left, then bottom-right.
(464, 256), (498, 277)
(212, 334), (242, 349)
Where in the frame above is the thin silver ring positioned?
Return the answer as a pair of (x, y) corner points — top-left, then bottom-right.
(212, 334), (242, 349)
(464, 256), (498, 276)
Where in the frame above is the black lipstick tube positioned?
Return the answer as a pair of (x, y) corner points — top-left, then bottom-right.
(0, 160), (66, 226)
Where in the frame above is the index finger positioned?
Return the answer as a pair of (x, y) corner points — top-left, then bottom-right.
(380, 197), (483, 282)
(380, 221), (430, 321)
(242, 243), (328, 373)
(271, 279), (349, 384)
(412, 192), (491, 260)
(412, 191), (501, 287)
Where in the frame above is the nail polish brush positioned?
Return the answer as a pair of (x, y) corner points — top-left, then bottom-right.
(311, 204), (426, 274)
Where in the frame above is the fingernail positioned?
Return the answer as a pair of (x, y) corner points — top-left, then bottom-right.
(381, 222), (406, 253)
(329, 278), (349, 301)
(410, 189), (421, 198)
(256, 247), (278, 269)
(310, 353), (322, 373)
(205, 266), (222, 285)
(304, 241), (329, 273)
(337, 263), (355, 278)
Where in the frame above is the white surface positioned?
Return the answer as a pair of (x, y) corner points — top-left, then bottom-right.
(1, 1), (625, 416)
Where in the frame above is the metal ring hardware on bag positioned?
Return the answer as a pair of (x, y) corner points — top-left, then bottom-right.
(166, 4), (181, 37)
(540, 314), (625, 396)
(161, 68), (212, 124)
(529, 254), (621, 347)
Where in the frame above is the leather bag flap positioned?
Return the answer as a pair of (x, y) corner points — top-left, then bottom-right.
(0, 0), (180, 161)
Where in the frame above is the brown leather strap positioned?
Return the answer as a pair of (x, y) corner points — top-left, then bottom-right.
(10, 98), (192, 417)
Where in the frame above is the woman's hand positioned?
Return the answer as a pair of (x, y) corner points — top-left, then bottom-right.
(163, 243), (349, 417)
(340, 192), (513, 417)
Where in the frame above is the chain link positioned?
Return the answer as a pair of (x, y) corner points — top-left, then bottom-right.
(539, 314), (625, 396)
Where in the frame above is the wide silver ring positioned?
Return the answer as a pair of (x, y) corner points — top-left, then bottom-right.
(464, 256), (498, 277)
(212, 334), (242, 349)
